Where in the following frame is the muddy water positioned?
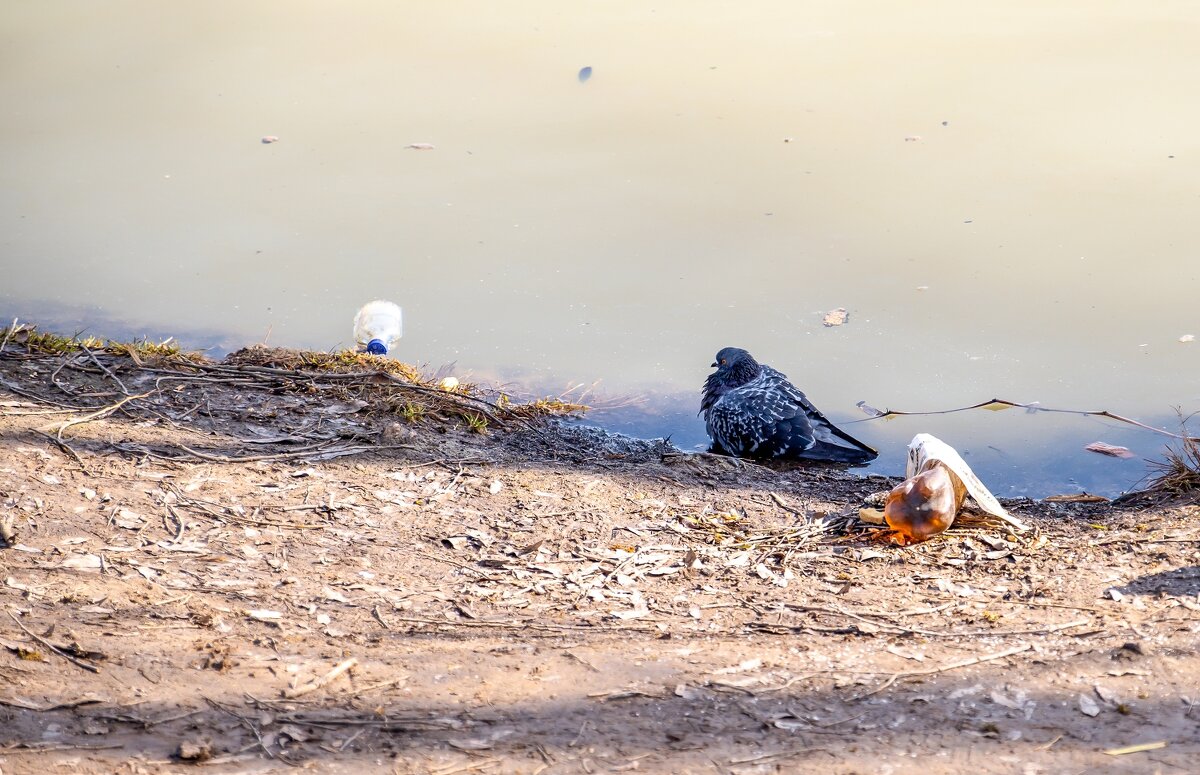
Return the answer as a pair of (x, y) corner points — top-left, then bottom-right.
(2, 2), (1198, 495)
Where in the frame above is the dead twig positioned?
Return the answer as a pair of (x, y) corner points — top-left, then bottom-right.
(0, 742), (122, 753)
(283, 657), (358, 699)
(768, 491), (806, 517)
(6, 610), (101, 673)
(0, 696), (102, 712)
(854, 643), (1032, 699)
(371, 605), (391, 630)
(0, 318), (17, 352)
(727, 748), (826, 767)
(33, 430), (89, 473)
(205, 697), (279, 760)
(43, 391), (152, 440)
(79, 344), (130, 395)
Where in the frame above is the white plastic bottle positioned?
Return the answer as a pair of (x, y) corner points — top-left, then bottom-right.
(352, 300), (403, 356)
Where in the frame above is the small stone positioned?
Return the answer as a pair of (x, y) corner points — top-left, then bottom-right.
(176, 737), (213, 761)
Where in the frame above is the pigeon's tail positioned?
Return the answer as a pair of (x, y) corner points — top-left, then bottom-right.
(801, 439), (878, 464)
(804, 424), (878, 464)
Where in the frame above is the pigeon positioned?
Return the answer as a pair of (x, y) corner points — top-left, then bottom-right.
(700, 347), (877, 464)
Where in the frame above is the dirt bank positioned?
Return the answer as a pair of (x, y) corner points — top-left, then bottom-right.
(0, 337), (1197, 774)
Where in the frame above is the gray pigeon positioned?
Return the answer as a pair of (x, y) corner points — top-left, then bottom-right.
(701, 347), (877, 464)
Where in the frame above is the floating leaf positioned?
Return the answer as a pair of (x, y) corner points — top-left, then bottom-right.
(1085, 442), (1135, 459)
(578, 66), (593, 83)
(822, 307), (849, 327)
(855, 400), (886, 418)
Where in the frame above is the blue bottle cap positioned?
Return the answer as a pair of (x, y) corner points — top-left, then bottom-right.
(366, 339), (387, 355)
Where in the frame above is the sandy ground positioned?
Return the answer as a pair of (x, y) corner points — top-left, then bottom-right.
(0, 344), (1197, 774)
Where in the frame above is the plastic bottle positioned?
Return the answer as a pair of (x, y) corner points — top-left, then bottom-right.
(883, 461), (965, 542)
(881, 433), (1029, 543)
(352, 300), (403, 356)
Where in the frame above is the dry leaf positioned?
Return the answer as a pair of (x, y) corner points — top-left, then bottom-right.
(59, 554), (102, 572)
(858, 508), (886, 525)
(278, 724), (309, 743)
(610, 607), (649, 620)
(886, 645), (925, 662)
(713, 658), (762, 675)
(133, 565), (158, 581)
(1084, 442), (1135, 459)
(114, 509), (145, 530)
(822, 307), (849, 327)
(247, 609), (283, 622)
(322, 587), (349, 603)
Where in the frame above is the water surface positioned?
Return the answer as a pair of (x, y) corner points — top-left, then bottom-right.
(3, 1), (1198, 496)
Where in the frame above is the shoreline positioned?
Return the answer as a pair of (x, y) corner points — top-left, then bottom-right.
(1, 330), (1198, 772)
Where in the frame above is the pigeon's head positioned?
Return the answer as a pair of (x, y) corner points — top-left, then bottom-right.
(702, 347), (761, 413)
(711, 347), (758, 375)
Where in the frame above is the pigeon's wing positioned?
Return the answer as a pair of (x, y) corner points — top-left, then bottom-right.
(708, 367), (877, 463)
(705, 372), (818, 458)
(762, 368), (878, 462)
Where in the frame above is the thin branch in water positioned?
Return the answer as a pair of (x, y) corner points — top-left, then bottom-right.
(850, 397), (1193, 441)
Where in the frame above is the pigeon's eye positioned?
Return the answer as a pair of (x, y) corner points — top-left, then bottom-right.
(719, 359), (727, 365)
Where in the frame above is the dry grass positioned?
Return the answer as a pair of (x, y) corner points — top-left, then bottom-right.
(0, 323), (203, 365)
(225, 345), (425, 384)
(1147, 433), (1200, 498)
(0, 325), (587, 432)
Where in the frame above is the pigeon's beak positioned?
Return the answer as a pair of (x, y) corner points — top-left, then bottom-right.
(710, 361), (718, 368)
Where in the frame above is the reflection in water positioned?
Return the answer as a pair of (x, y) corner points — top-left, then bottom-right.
(2, 2), (1198, 496)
